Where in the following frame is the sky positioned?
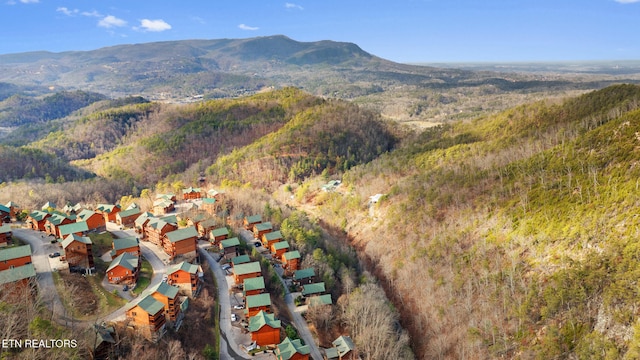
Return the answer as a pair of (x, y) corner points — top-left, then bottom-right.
(1, 0), (640, 63)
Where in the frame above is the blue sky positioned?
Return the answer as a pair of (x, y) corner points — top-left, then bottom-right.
(1, 0), (639, 63)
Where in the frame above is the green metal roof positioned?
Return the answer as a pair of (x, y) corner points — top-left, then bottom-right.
(202, 198), (216, 205)
(166, 261), (199, 275)
(324, 347), (339, 359)
(243, 276), (265, 292)
(309, 294), (333, 307)
(28, 210), (49, 221)
(198, 219), (216, 229)
(332, 335), (355, 357)
(293, 268), (315, 281)
(232, 254), (251, 265)
(62, 234), (92, 248)
(248, 310), (281, 332)
(263, 231), (282, 241)
(272, 241), (290, 251)
(76, 209), (98, 221)
(128, 294), (165, 315)
(0, 204), (10, 213)
(58, 221), (89, 236)
(276, 337), (310, 360)
(165, 227), (198, 243)
(246, 293), (271, 308)
(107, 252), (138, 272)
(283, 250), (301, 261)
(220, 237), (240, 248)
(254, 222), (272, 232)
(0, 224), (11, 234)
(245, 214), (262, 224)
(234, 261), (261, 276)
(134, 212), (154, 226)
(210, 227), (229, 237)
(47, 213), (71, 226)
(117, 207), (141, 219)
(302, 282), (325, 296)
(145, 281), (180, 299)
(0, 263), (36, 285)
(97, 204), (119, 213)
(0, 244), (31, 262)
(182, 187), (201, 194)
(112, 237), (139, 251)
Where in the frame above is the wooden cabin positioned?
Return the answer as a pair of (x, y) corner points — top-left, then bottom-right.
(245, 293), (272, 318)
(4, 201), (20, 222)
(233, 261), (262, 284)
(275, 337), (310, 360)
(330, 335), (356, 360)
(302, 282), (326, 297)
(106, 253), (139, 284)
(197, 219), (217, 239)
(153, 199), (175, 215)
(146, 282), (183, 322)
(0, 224), (12, 247)
(146, 217), (178, 247)
(282, 250), (301, 272)
(111, 236), (140, 258)
(163, 227), (198, 259)
(134, 212), (154, 236)
(0, 264), (36, 299)
(182, 187), (202, 200)
(253, 222), (272, 240)
(249, 310), (281, 346)
(309, 294), (333, 308)
(262, 230), (283, 247)
(41, 202), (56, 211)
(243, 276), (266, 298)
(44, 213), (74, 238)
(219, 237), (240, 258)
(0, 245), (32, 271)
(293, 268), (316, 285)
(26, 210), (51, 232)
(96, 204), (121, 224)
(210, 227), (229, 245)
(166, 261), (202, 298)
(0, 204), (10, 223)
(62, 234), (94, 269)
(243, 214), (262, 230)
(271, 241), (290, 259)
(201, 198), (217, 215)
(231, 254), (251, 267)
(58, 221), (89, 240)
(125, 295), (167, 342)
(76, 209), (106, 233)
(116, 207), (142, 228)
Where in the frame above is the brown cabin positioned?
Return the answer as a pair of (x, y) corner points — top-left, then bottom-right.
(62, 234), (94, 269)
(26, 211), (51, 232)
(0, 224), (12, 247)
(146, 218), (178, 247)
(262, 230), (283, 248)
(282, 250), (301, 273)
(116, 207), (142, 228)
(44, 214), (74, 238)
(163, 227), (198, 260)
(76, 209), (106, 233)
(209, 227), (229, 245)
(197, 219), (217, 239)
(243, 214), (262, 230)
(96, 204), (121, 224)
(253, 222), (273, 239)
(0, 245), (32, 271)
(166, 261), (202, 298)
(249, 310), (281, 346)
(106, 253), (139, 284)
(126, 295), (167, 342)
(182, 187), (202, 201)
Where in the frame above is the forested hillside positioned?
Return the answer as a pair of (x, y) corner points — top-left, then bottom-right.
(295, 84), (640, 358)
(0, 145), (93, 183)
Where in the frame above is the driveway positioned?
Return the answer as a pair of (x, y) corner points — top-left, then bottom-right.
(238, 230), (323, 360)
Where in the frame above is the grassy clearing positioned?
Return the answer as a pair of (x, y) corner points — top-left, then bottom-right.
(132, 258), (153, 295)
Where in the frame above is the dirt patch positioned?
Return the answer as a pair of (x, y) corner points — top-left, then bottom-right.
(58, 272), (99, 316)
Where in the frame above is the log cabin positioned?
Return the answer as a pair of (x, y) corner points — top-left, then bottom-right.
(76, 209), (106, 233)
(106, 253), (139, 284)
(197, 219), (217, 239)
(0, 244), (32, 271)
(0, 224), (12, 247)
(282, 250), (301, 272)
(275, 337), (310, 360)
(125, 295), (167, 342)
(62, 234), (94, 269)
(58, 221), (89, 239)
(249, 310), (281, 346)
(166, 261), (202, 298)
(26, 210), (51, 232)
(243, 214), (262, 230)
(145, 282), (183, 323)
(271, 241), (290, 259)
(293, 268), (316, 285)
(96, 204), (121, 224)
(145, 217), (178, 247)
(111, 236), (140, 258)
(182, 187), (202, 200)
(231, 254), (251, 267)
(243, 276), (266, 298)
(302, 282), (326, 297)
(116, 207), (142, 228)
(209, 227), (229, 245)
(201, 197), (217, 215)
(163, 227), (198, 260)
(0, 204), (10, 223)
(329, 335), (356, 360)
(233, 261), (262, 284)
(134, 212), (154, 237)
(219, 237), (240, 259)
(44, 213), (75, 238)
(153, 199), (175, 215)
(245, 293), (272, 318)
(253, 222), (273, 239)
(262, 230), (283, 248)
(4, 201), (19, 222)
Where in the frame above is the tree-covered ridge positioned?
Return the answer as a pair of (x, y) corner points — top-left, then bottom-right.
(302, 84), (640, 358)
(0, 145), (93, 183)
(0, 90), (107, 127)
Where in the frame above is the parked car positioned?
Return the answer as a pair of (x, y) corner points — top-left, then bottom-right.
(221, 264), (231, 271)
(231, 313), (238, 322)
(254, 241), (262, 247)
(123, 285), (129, 291)
(233, 304), (244, 310)
(162, 274), (168, 282)
(48, 252), (60, 258)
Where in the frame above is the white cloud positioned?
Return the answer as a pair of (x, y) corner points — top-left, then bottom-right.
(98, 15), (127, 28)
(238, 23), (259, 31)
(82, 10), (102, 18)
(138, 19), (172, 32)
(20, 0), (39, 3)
(615, 0), (640, 3)
(285, 3), (304, 10)
(57, 7), (78, 16)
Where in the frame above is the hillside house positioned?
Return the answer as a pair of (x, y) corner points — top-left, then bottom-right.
(219, 237), (240, 258)
(282, 250), (301, 272)
(61, 203), (82, 216)
(5, 201), (20, 222)
(62, 234), (94, 269)
(206, 188), (225, 199)
(153, 199), (175, 215)
(125, 295), (167, 342)
(0, 244), (32, 271)
(244, 214), (262, 230)
(293, 268), (316, 285)
(197, 219), (217, 239)
(76, 209), (106, 233)
(325, 335), (356, 360)
(249, 310), (281, 346)
(184, 212), (206, 228)
(275, 337), (310, 360)
(41, 202), (56, 211)
(302, 282), (326, 297)
(245, 293), (272, 318)
(253, 222), (273, 239)
(106, 253), (139, 284)
(163, 227), (198, 260)
(156, 193), (177, 203)
(262, 230), (283, 247)
(166, 261), (203, 298)
(116, 207), (142, 228)
(26, 210), (51, 231)
(232, 254), (251, 267)
(0, 204), (10, 223)
(44, 213), (74, 238)
(233, 261), (262, 284)
(58, 221), (89, 239)
(111, 236), (140, 258)
(210, 227), (229, 245)
(96, 204), (121, 223)
(134, 212), (154, 236)
(182, 187), (202, 200)
(0, 224), (12, 247)
(145, 282), (183, 323)
(271, 241), (290, 259)
(146, 217), (178, 247)
(309, 294), (333, 307)
(201, 197), (217, 215)
(0, 263), (36, 298)
(243, 276), (266, 297)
